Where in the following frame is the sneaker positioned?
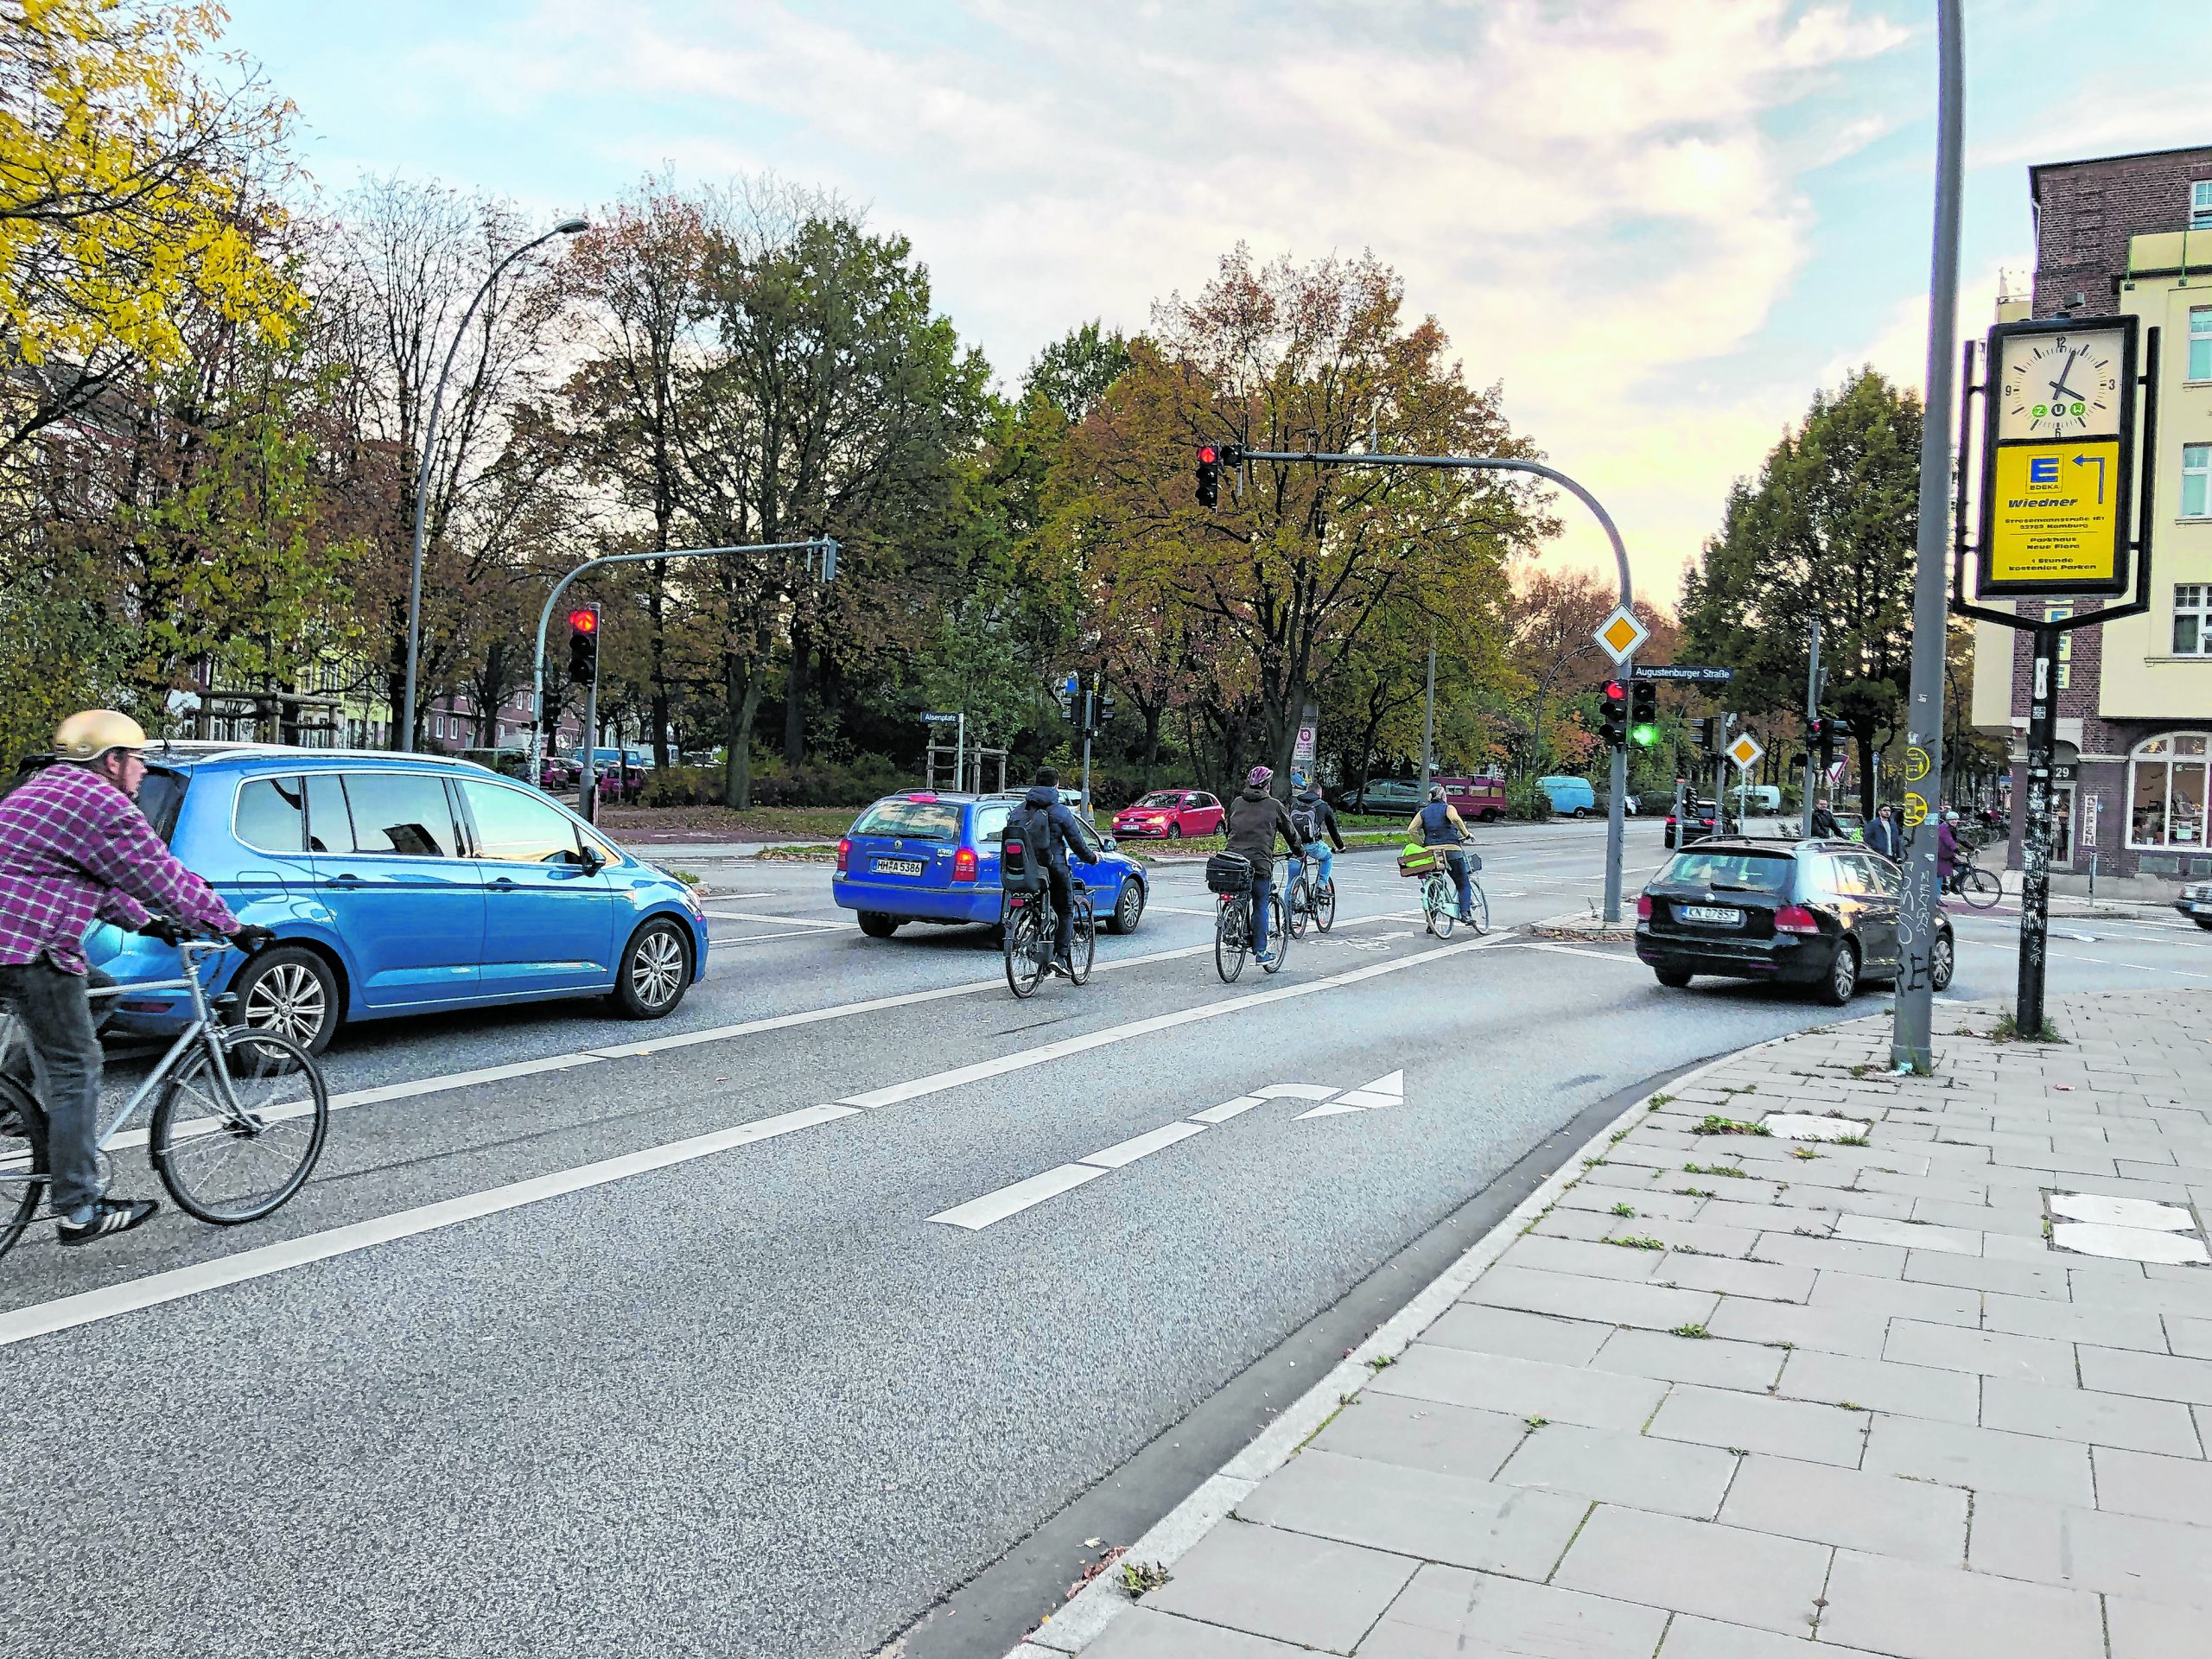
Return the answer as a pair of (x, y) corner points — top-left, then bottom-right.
(1046, 957), (1070, 978)
(56, 1197), (159, 1247)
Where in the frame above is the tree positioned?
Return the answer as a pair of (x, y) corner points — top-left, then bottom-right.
(1052, 249), (1549, 795)
(1681, 369), (1921, 816)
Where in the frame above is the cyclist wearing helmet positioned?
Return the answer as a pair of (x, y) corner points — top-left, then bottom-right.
(1285, 771), (1346, 897)
(1408, 783), (1476, 923)
(1224, 765), (1302, 963)
(0, 711), (269, 1244)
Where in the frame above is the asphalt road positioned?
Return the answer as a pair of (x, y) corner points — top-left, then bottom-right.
(3, 820), (2207, 1659)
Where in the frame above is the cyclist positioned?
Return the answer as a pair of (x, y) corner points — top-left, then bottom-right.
(0, 711), (269, 1244)
(1936, 810), (1961, 894)
(1224, 766), (1302, 963)
(1405, 783), (1476, 923)
(1285, 772), (1346, 900)
(1014, 766), (1089, 977)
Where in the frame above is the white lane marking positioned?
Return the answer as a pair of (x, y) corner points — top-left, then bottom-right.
(709, 928), (848, 946)
(702, 910), (845, 927)
(1081, 1121), (1209, 1168)
(1191, 1096), (1263, 1123)
(1521, 943), (1642, 965)
(1252, 1083), (1338, 1100)
(840, 932), (1514, 1110)
(928, 1164), (1108, 1230)
(0, 1103), (860, 1350)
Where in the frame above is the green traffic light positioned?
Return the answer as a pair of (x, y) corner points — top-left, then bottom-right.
(1630, 723), (1662, 747)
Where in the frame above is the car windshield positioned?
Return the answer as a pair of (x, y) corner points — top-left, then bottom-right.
(1661, 850), (1793, 893)
(137, 767), (189, 842)
(852, 799), (963, 841)
(1136, 793), (1182, 809)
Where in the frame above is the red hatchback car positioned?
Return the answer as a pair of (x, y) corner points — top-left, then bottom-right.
(1112, 789), (1225, 840)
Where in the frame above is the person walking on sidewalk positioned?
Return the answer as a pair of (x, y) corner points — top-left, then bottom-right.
(1225, 766), (1302, 964)
(1808, 796), (1841, 839)
(1866, 804), (1903, 861)
(1936, 811), (1960, 894)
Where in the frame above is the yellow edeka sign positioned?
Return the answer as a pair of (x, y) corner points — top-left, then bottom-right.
(1983, 438), (2125, 590)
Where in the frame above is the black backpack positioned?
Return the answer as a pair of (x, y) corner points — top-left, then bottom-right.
(1000, 806), (1051, 893)
(1290, 798), (1319, 842)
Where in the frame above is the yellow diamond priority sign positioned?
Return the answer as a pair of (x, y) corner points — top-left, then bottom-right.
(1726, 733), (1764, 771)
(1593, 607), (1648, 664)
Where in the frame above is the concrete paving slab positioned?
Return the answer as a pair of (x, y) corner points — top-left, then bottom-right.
(1365, 1346), (1669, 1434)
(1140, 1520), (1417, 1654)
(1550, 1504), (1829, 1637)
(1977, 1291), (2169, 1351)
(1969, 1491), (2212, 1608)
(1862, 1416), (2094, 1504)
(1648, 1382), (1868, 1467)
(1305, 1394), (1527, 1484)
(1882, 1319), (2075, 1385)
(1980, 1376), (2205, 1457)
(1422, 1303), (1612, 1367)
(2077, 1342), (2212, 1406)
(1358, 1562), (1670, 1659)
(1466, 1265), (1720, 1332)
(1493, 1421), (1738, 1519)
(2092, 1445), (2212, 1525)
(1716, 1454), (1968, 1565)
(1817, 1548), (2106, 1659)
(1704, 1298), (1891, 1358)
(1588, 1325), (1784, 1390)
(1777, 1349), (1980, 1424)
(2105, 1594), (2211, 1659)
(1807, 1270), (1980, 1325)
(1655, 1613), (1887, 1657)
(1081, 1607), (1317, 1659)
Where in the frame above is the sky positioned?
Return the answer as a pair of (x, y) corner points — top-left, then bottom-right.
(222, 0), (2209, 606)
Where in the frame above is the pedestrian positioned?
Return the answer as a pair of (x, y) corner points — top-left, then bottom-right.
(1936, 812), (1960, 893)
(1866, 804), (1903, 861)
(1808, 795), (1840, 839)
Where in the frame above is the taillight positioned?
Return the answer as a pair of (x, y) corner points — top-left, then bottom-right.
(1636, 894), (1652, 920)
(952, 846), (978, 882)
(836, 837), (850, 874)
(1774, 905), (1820, 934)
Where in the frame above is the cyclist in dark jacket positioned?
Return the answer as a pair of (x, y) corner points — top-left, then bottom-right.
(1287, 772), (1346, 898)
(1406, 784), (1476, 922)
(1016, 768), (1089, 975)
(1224, 766), (1302, 961)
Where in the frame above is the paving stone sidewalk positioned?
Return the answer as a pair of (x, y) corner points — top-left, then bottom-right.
(1020, 990), (2212, 1659)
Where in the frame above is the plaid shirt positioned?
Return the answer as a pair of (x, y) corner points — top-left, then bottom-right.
(0, 763), (237, 976)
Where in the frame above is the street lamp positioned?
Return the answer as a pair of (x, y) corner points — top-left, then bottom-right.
(398, 215), (588, 752)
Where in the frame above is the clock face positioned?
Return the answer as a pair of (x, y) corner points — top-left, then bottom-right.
(1998, 329), (2125, 439)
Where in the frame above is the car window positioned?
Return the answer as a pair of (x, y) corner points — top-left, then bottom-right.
(1862, 855), (1903, 896)
(1661, 850), (1792, 893)
(852, 799), (963, 840)
(137, 768), (188, 842)
(973, 804), (1014, 844)
(234, 776), (306, 853)
(462, 779), (583, 864)
(341, 772), (459, 858)
(304, 773), (354, 854)
(1072, 821), (1104, 860)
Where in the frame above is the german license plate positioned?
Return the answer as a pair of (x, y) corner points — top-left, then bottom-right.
(1681, 905), (1743, 925)
(874, 857), (925, 876)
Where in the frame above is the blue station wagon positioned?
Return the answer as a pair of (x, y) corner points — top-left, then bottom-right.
(831, 791), (1149, 938)
(86, 743), (709, 1053)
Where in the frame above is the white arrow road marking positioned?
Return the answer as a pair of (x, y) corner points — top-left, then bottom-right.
(1190, 1096), (1264, 1123)
(1251, 1084), (1338, 1100)
(1298, 1069), (1403, 1118)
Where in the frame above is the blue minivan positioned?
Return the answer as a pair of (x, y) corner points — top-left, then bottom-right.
(832, 791), (1149, 938)
(86, 742), (709, 1053)
(1536, 775), (1599, 818)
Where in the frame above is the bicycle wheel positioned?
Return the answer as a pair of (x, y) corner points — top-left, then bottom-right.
(1005, 904), (1046, 999)
(1959, 865), (2001, 909)
(1261, 892), (1289, 974)
(1426, 877), (1456, 939)
(1215, 896), (1248, 983)
(1287, 874), (1309, 939)
(1466, 878), (1491, 936)
(0, 1074), (48, 1262)
(149, 1027), (328, 1224)
(1068, 897), (1096, 985)
(1314, 876), (1336, 934)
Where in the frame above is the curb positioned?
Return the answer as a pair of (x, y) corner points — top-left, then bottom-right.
(1000, 1017), (1848, 1657)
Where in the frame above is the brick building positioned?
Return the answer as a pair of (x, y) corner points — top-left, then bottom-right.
(1969, 144), (2212, 890)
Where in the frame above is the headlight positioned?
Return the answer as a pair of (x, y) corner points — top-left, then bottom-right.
(678, 881), (706, 918)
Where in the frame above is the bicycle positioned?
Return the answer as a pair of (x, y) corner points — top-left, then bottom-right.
(1945, 855), (2001, 910)
(1003, 878), (1094, 999)
(1214, 880), (1287, 983)
(1405, 849), (1489, 938)
(1, 934), (331, 1262)
(1285, 855), (1336, 938)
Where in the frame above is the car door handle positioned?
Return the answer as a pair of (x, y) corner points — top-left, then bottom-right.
(327, 873), (364, 886)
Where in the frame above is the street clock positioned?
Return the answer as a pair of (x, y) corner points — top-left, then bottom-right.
(1995, 323), (2127, 441)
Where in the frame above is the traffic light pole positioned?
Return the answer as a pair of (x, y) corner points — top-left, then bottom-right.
(578, 655), (601, 824)
(1803, 614), (1821, 835)
(525, 538), (836, 796)
(1222, 447), (1635, 923)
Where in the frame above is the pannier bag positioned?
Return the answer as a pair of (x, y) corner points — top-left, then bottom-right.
(1397, 842), (1439, 877)
(1205, 851), (1254, 894)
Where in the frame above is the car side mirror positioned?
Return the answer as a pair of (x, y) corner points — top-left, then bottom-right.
(1103, 836), (1117, 851)
(577, 845), (606, 874)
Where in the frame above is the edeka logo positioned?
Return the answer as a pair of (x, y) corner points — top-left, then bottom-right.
(2012, 454), (2077, 508)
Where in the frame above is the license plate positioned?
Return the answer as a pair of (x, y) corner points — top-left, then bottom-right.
(874, 857), (925, 876)
(1681, 905), (1744, 925)
(2192, 902), (2212, 914)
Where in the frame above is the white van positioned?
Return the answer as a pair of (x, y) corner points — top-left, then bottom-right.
(1732, 784), (1783, 813)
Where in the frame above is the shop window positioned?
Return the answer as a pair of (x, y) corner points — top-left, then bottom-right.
(2175, 585), (2212, 656)
(2129, 733), (2212, 849)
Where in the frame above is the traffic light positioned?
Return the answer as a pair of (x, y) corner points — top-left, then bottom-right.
(1195, 444), (1221, 509)
(1630, 679), (1660, 747)
(1097, 688), (1116, 727)
(566, 606), (600, 685)
(1599, 679), (1628, 748)
(1810, 717), (1829, 768)
(1694, 716), (1717, 754)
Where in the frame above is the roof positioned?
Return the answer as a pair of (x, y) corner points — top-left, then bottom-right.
(144, 742), (494, 774)
(2029, 143), (2212, 200)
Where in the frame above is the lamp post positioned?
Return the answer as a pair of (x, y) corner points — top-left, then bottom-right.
(399, 216), (588, 752)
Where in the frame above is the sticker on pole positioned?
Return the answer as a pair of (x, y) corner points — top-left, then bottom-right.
(1726, 733), (1763, 772)
(1592, 607), (1648, 664)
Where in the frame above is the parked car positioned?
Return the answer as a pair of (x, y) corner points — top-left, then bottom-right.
(833, 791), (1150, 937)
(1731, 784), (1783, 814)
(1665, 798), (1721, 849)
(1536, 775), (1598, 818)
(1341, 778), (1423, 814)
(1112, 789), (1224, 840)
(594, 762), (647, 803)
(82, 742), (708, 1055)
(460, 747), (573, 792)
(1635, 837), (1954, 1005)
(1438, 775), (1508, 823)
(2176, 879), (2212, 930)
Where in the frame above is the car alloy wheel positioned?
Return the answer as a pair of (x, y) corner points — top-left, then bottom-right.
(229, 946), (337, 1055)
(1112, 880), (1146, 934)
(1930, 931), (1955, 991)
(626, 923), (687, 1013)
(1166, 823), (1181, 840)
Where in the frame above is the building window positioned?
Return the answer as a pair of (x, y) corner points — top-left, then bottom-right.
(2195, 179), (2212, 231)
(2192, 308), (2212, 383)
(2129, 733), (2212, 849)
(2186, 443), (2212, 520)
(2177, 586), (2212, 656)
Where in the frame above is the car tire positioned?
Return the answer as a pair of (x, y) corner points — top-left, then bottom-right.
(1654, 967), (1694, 989)
(613, 918), (691, 1019)
(857, 912), (900, 938)
(1573, 806), (1592, 820)
(225, 944), (340, 1057)
(1816, 939), (1860, 1007)
(1929, 929), (1955, 992)
(1109, 879), (1146, 935)
(2195, 917), (2212, 932)
(1167, 823), (1181, 840)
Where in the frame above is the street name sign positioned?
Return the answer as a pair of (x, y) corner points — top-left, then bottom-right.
(1593, 607), (1649, 664)
(1976, 315), (2136, 598)
(1726, 733), (1764, 771)
(1637, 664), (1735, 685)
(920, 711), (960, 724)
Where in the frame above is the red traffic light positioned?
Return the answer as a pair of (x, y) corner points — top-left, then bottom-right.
(1603, 680), (1625, 702)
(1198, 445), (1218, 464)
(567, 607), (599, 634)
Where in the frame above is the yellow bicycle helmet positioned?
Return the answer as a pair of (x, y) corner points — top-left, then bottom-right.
(54, 709), (147, 763)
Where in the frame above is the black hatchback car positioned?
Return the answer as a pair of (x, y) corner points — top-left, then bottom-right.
(1635, 837), (1955, 1005)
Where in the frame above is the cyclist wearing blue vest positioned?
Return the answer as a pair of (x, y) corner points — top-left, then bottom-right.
(1407, 784), (1475, 923)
